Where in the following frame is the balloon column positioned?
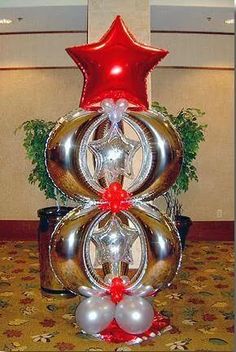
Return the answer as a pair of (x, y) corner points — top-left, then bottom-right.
(46, 16), (183, 344)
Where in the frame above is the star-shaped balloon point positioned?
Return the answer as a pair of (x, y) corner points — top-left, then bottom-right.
(66, 16), (168, 110)
(89, 125), (140, 183)
(92, 216), (138, 266)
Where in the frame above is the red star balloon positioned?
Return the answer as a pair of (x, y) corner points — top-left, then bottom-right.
(66, 16), (168, 110)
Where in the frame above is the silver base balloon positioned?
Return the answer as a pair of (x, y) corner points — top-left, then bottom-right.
(75, 295), (154, 335)
(75, 296), (116, 334)
(76, 297), (172, 345)
(115, 295), (154, 334)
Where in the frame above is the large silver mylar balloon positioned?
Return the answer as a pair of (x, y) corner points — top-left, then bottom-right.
(50, 207), (146, 293)
(76, 296), (115, 334)
(48, 103), (182, 299)
(126, 110), (183, 200)
(115, 295), (154, 334)
(128, 203), (182, 292)
(49, 206), (103, 292)
(46, 109), (102, 201)
(46, 108), (183, 202)
(50, 202), (181, 294)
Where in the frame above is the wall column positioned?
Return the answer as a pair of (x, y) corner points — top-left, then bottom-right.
(88, 0), (151, 100)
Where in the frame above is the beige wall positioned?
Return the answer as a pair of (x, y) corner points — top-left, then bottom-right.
(0, 32), (234, 221)
(152, 68), (234, 221)
(0, 68), (82, 220)
(0, 33), (233, 68)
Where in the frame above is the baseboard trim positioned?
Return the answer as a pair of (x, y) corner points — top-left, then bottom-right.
(0, 220), (39, 241)
(187, 221), (234, 241)
(0, 220), (234, 241)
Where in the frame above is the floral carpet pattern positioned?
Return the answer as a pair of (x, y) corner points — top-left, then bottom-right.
(0, 241), (234, 352)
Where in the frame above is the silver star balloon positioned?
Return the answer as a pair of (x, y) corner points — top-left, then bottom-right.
(88, 125), (141, 182)
(92, 216), (139, 265)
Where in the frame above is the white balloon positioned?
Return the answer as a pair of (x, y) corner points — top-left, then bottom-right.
(115, 295), (154, 334)
(76, 296), (115, 334)
(101, 98), (128, 124)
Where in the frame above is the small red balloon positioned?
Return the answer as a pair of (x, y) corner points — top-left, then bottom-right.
(99, 182), (132, 213)
(109, 182), (122, 192)
(119, 189), (129, 199)
(66, 16), (168, 111)
(110, 201), (121, 214)
(109, 277), (126, 303)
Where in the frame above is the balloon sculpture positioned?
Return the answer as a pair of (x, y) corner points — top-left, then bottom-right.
(46, 16), (183, 344)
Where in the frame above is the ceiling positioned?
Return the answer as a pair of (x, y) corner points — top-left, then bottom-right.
(0, 0), (234, 33)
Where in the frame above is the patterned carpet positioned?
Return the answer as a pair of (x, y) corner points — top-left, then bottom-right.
(0, 241), (234, 352)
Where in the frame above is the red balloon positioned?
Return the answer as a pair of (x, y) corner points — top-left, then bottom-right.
(99, 182), (132, 213)
(66, 16), (168, 111)
(109, 277), (126, 303)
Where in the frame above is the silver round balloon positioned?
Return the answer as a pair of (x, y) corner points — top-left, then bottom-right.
(49, 205), (103, 293)
(76, 296), (116, 334)
(79, 109), (183, 201)
(49, 207), (147, 293)
(46, 109), (102, 202)
(128, 203), (182, 293)
(46, 106), (183, 203)
(49, 202), (181, 294)
(125, 110), (183, 200)
(115, 295), (154, 334)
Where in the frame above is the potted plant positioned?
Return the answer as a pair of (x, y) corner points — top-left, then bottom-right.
(152, 102), (207, 248)
(16, 119), (65, 203)
(16, 119), (74, 297)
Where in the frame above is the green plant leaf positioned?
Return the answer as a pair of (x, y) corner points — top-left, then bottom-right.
(152, 101), (207, 216)
(221, 291), (234, 298)
(16, 119), (67, 202)
(220, 311), (234, 320)
(160, 309), (173, 318)
(183, 307), (198, 318)
(199, 291), (214, 296)
(209, 338), (228, 345)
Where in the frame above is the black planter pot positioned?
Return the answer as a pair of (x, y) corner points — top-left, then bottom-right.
(37, 206), (75, 298)
(175, 215), (192, 249)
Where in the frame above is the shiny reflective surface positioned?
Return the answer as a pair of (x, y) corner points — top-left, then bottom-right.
(127, 110), (183, 200)
(50, 208), (147, 293)
(129, 203), (182, 292)
(115, 295), (154, 334)
(66, 16), (168, 110)
(50, 203), (181, 295)
(76, 296), (116, 334)
(92, 216), (138, 266)
(47, 105), (183, 298)
(101, 98), (128, 124)
(88, 125), (141, 183)
(46, 109), (102, 201)
(49, 206), (101, 293)
(38, 207), (75, 297)
(46, 108), (183, 203)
